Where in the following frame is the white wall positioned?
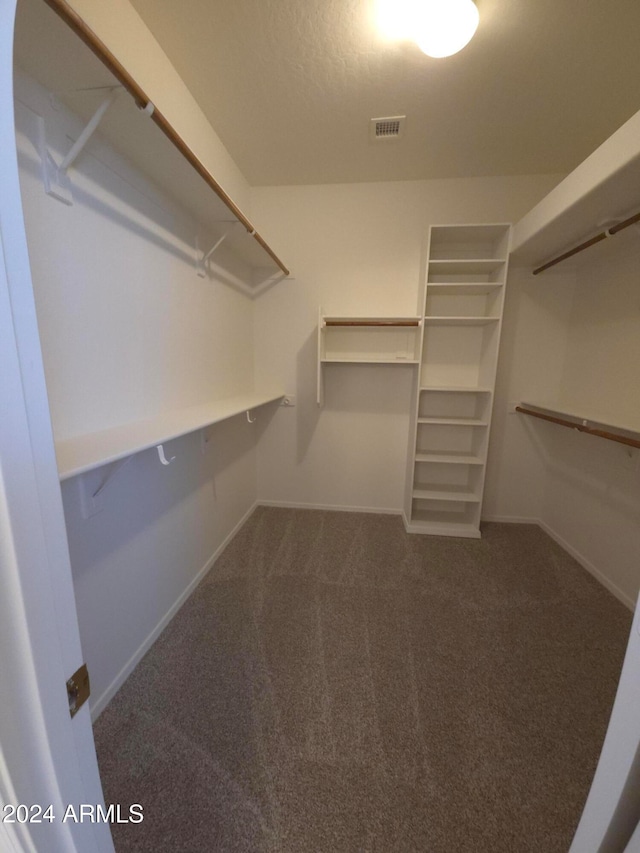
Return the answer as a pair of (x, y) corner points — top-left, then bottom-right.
(15, 70), (263, 715)
(537, 233), (640, 608)
(251, 175), (562, 513)
(483, 264), (577, 521)
(490, 230), (640, 608)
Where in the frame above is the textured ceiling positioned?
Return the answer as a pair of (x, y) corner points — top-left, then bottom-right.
(126, 1), (640, 185)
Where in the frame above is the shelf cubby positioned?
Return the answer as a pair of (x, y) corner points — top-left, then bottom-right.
(320, 324), (421, 363)
(413, 459), (483, 500)
(425, 286), (502, 319)
(409, 499), (481, 537)
(420, 321), (501, 389)
(428, 224), (511, 261)
(317, 311), (421, 404)
(418, 388), (491, 421)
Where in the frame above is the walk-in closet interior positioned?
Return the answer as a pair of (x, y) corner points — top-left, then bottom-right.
(5, 0), (640, 850)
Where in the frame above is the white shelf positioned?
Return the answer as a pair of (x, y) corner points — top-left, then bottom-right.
(414, 452), (484, 465)
(322, 316), (421, 326)
(420, 386), (492, 393)
(427, 259), (506, 275)
(55, 390), (284, 480)
(406, 517), (481, 539)
(417, 417), (488, 426)
(423, 316), (499, 326)
(511, 108), (640, 269)
(321, 357), (419, 364)
(412, 487), (481, 503)
(426, 282), (503, 295)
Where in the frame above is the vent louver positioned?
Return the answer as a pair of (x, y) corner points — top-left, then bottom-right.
(370, 116), (406, 141)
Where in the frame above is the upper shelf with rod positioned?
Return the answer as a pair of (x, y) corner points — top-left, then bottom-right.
(13, 0), (290, 291)
(510, 107), (640, 272)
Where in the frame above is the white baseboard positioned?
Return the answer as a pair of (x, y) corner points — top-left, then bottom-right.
(537, 520), (635, 612)
(257, 499), (403, 516)
(90, 501), (259, 720)
(449, 512), (635, 612)
(481, 514), (540, 525)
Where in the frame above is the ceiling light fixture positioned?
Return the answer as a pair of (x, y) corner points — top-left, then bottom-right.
(376, 0), (479, 58)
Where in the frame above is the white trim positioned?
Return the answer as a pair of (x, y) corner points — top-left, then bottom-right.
(481, 514), (540, 525)
(538, 520), (635, 611)
(483, 513), (635, 612)
(257, 499), (404, 516)
(90, 501), (259, 719)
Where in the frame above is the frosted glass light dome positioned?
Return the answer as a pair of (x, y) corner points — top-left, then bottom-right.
(414, 0), (479, 58)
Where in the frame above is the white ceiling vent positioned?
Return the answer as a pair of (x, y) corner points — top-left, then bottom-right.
(370, 116), (406, 142)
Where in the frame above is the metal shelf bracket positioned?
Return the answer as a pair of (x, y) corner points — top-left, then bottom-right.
(196, 223), (236, 278)
(40, 87), (120, 205)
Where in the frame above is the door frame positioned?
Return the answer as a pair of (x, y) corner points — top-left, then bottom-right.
(0, 1), (112, 850)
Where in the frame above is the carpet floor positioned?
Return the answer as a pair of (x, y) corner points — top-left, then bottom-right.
(93, 508), (632, 852)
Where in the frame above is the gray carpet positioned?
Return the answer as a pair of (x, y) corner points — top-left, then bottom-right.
(93, 508), (632, 852)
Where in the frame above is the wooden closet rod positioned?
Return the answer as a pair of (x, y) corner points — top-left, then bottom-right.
(41, 0), (290, 277)
(516, 406), (640, 450)
(533, 209), (640, 275)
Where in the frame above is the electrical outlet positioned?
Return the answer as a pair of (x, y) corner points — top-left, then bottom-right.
(281, 395), (296, 407)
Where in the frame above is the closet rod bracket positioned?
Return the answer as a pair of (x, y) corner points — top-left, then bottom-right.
(41, 88), (120, 205)
(196, 223), (236, 278)
(78, 453), (133, 519)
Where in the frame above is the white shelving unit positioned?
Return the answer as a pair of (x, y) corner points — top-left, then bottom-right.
(405, 224), (511, 538)
(317, 310), (422, 405)
(56, 390), (285, 481)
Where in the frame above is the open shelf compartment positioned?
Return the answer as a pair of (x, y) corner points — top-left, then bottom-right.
(428, 224), (510, 260)
(320, 314), (422, 363)
(420, 322), (500, 388)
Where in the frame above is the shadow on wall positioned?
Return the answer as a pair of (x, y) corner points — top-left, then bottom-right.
(16, 96), (252, 296)
(519, 416), (640, 522)
(61, 403), (281, 575)
(296, 328), (322, 465)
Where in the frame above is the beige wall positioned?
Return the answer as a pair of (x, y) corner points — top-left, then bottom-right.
(536, 234), (640, 607)
(251, 175), (562, 513)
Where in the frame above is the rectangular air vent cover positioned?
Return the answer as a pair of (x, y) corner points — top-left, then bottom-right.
(370, 116), (406, 141)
